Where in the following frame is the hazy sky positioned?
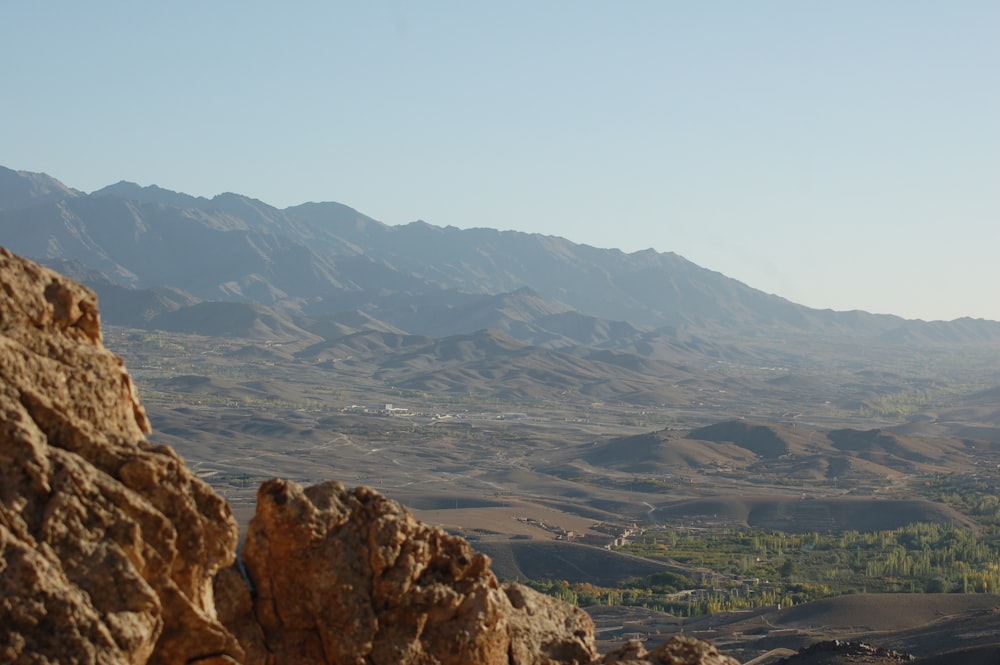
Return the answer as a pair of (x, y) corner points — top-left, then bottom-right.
(3, 2), (997, 321)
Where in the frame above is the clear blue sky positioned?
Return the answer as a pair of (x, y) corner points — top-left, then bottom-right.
(3, 2), (997, 321)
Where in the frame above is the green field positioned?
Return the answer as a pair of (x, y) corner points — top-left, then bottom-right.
(529, 473), (1000, 617)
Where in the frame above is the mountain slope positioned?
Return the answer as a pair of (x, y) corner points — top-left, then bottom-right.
(0, 166), (81, 211)
(147, 301), (323, 343)
(2, 165), (1000, 352)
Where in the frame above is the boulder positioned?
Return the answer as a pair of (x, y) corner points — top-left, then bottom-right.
(237, 478), (598, 664)
(0, 247), (241, 664)
(599, 637), (740, 664)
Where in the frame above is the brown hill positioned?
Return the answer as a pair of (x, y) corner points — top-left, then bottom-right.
(771, 593), (1000, 635)
(573, 419), (986, 486)
(688, 420), (805, 459)
(572, 429), (759, 475)
(702, 593), (1000, 663)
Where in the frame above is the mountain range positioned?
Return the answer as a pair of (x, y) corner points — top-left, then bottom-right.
(2, 165), (999, 379)
(8, 171), (1000, 665)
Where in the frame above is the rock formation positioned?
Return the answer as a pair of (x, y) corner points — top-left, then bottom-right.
(0, 247), (241, 664)
(0, 246), (737, 664)
(229, 478), (598, 664)
(599, 638), (740, 665)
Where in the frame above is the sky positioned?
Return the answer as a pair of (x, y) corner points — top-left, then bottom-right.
(2, 2), (998, 321)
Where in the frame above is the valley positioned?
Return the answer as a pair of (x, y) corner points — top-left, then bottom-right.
(106, 324), (1000, 661)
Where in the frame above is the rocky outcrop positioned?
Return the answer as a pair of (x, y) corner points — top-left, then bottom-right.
(600, 637), (740, 665)
(232, 478), (597, 664)
(0, 247), (241, 664)
(0, 246), (735, 664)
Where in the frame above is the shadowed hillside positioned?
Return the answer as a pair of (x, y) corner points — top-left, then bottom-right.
(653, 496), (974, 532)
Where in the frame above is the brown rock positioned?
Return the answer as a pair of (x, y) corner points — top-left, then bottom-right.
(504, 582), (597, 665)
(0, 247), (241, 664)
(599, 636), (741, 665)
(239, 478), (599, 665)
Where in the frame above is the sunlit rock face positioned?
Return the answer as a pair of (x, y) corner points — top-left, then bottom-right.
(598, 637), (740, 665)
(235, 477), (598, 665)
(0, 247), (241, 664)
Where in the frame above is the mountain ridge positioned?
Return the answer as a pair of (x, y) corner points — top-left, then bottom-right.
(1, 166), (998, 356)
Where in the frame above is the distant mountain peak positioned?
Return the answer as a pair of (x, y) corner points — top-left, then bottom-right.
(91, 180), (209, 208)
(3, 164), (999, 349)
(0, 166), (80, 211)
(403, 219), (437, 230)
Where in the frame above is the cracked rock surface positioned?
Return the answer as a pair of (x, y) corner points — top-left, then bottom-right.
(0, 247), (241, 664)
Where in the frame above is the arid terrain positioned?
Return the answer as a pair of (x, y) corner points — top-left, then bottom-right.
(101, 325), (1000, 663)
